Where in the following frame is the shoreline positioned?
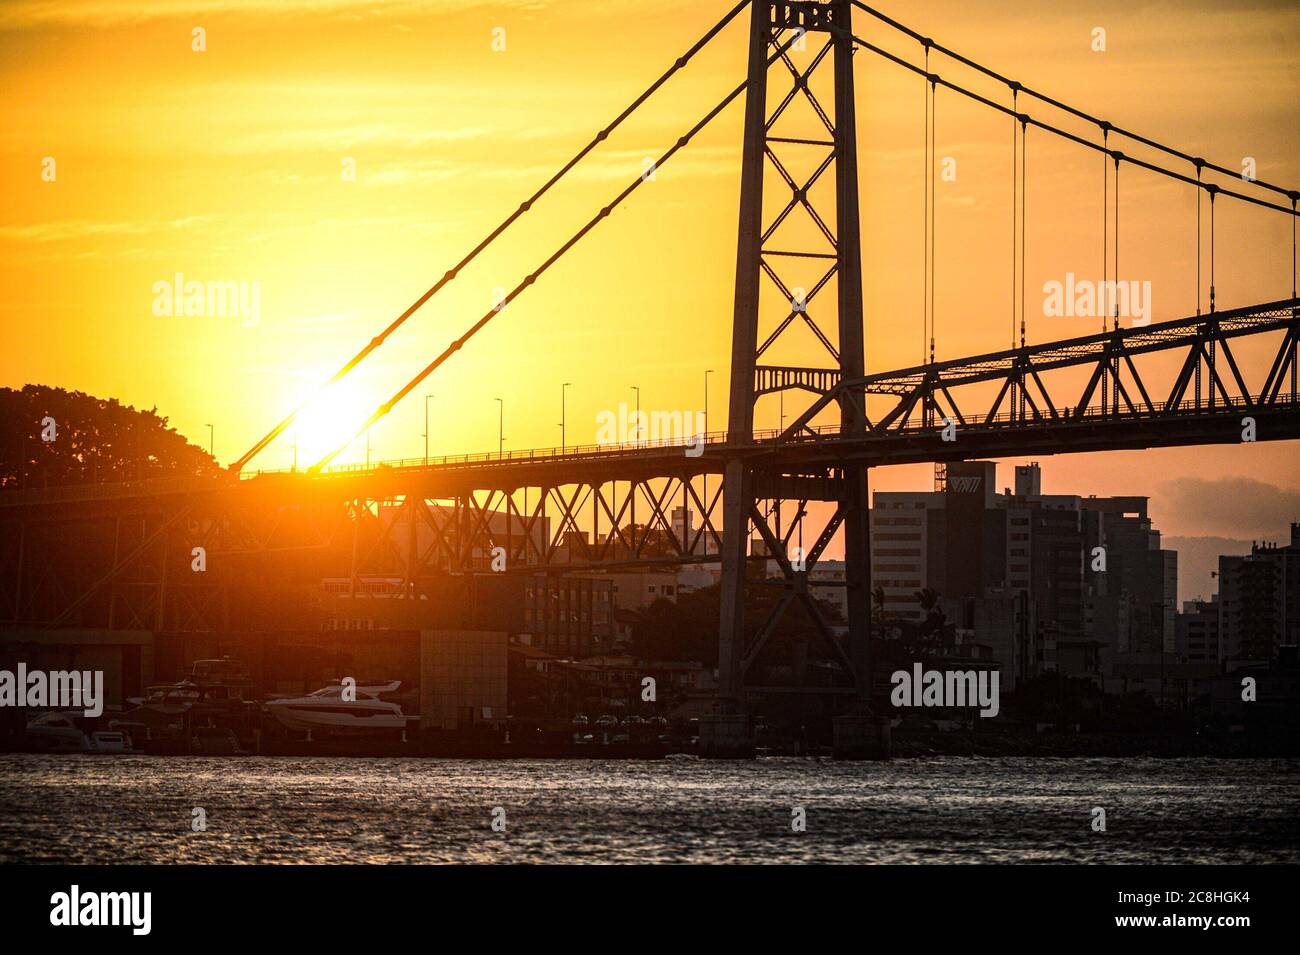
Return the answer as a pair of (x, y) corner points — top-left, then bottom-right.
(4, 732), (1297, 760)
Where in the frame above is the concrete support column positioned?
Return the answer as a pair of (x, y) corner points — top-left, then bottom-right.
(832, 713), (891, 760)
(700, 712), (755, 759)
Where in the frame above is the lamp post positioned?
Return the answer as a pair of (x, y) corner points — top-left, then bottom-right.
(495, 398), (504, 458)
(631, 385), (641, 446)
(423, 394), (434, 465)
(205, 423), (214, 459)
(703, 370), (715, 554)
(704, 369), (713, 440)
(561, 382), (571, 453)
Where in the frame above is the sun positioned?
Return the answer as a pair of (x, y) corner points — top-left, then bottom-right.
(287, 379), (377, 469)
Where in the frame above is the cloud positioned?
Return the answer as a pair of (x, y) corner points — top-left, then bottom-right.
(287, 311), (355, 328)
(480, 145), (740, 184)
(0, 216), (212, 243)
(0, 0), (684, 30)
(1158, 476), (1300, 539)
(1162, 535), (1252, 602)
(0, 1), (515, 29)
(225, 122), (497, 156)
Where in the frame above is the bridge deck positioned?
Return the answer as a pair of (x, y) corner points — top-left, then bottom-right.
(1, 299), (1294, 508)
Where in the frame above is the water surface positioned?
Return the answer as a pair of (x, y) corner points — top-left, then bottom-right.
(2, 755), (1295, 863)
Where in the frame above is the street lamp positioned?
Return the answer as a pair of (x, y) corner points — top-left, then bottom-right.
(561, 382), (571, 453)
(702, 370), (713, 555)
(423, 394), (434, 465)
(631, 385), (640, 446)
(704, 369), (713, 439)
(494, 397), (504, 458)
(205, 423), (214, 459)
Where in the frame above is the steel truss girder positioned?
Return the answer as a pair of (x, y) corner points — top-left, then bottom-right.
(0, 492), (348, 631)
(777, 299), (1300, 443)
(371, 473), (727, 584)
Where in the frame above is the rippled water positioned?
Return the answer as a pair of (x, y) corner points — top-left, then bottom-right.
(1, 755), (1296, 863)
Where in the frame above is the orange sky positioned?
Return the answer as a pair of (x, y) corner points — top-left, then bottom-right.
(1, 0), (1297, 551)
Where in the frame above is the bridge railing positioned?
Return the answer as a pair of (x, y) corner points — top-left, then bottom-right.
(2, 390), (1293, 506)
(0, 473), (232, 508)
(240, 430), (738, 478)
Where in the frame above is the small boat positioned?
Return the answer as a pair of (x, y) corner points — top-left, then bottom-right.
(128, 657), (253, 707)
(264, 682), (409, 739)
(25, 713), (135, 753)
(117, 656), (259, 746)
(25, 711), (90, 752)
(86, 730), (134, 753)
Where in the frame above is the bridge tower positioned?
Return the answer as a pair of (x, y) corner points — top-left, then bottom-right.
(707, 0), (885, 757)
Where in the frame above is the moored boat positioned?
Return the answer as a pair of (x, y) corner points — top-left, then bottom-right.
(264, 681), (410, 739)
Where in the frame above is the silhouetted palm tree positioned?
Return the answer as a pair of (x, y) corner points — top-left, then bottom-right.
(913, 587), (940, 614)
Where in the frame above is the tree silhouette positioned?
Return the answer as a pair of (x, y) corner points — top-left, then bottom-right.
(0, 384), (218, 489)
(911, 586), (948, 648)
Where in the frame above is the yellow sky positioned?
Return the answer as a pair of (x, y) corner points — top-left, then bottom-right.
(1, 0), (1297, 542)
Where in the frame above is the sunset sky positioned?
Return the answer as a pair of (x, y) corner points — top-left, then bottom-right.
(1, 0), (1297, 594)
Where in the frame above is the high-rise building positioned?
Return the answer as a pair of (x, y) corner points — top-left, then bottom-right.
(869, 461), (1176, 682)
(1217, 524), (1300, 664)
(1081, 496), (1178, 657)
(1176, 597), (1220, 664)
(869, 491), (935, 620)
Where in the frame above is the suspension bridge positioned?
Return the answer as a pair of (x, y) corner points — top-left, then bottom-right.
(2, 0), (1297, 756)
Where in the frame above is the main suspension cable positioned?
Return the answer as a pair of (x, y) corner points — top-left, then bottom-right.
(842, 29), (1297, 217)
(310, 31), (802, 472)
(233, 0), (750, 473)
(851, 0), (1297, 201)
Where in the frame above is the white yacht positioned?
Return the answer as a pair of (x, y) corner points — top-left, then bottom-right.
(25, 712), (89, 752)
(264, 682), (408, 738)
(86, 730), (133, 753)
(25, 712), (135, 753)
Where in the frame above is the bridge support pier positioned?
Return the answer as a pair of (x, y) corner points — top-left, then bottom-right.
(832, 714), (891, 761)
(712, 0), (877, 746)
(699, 713), (755, 759)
